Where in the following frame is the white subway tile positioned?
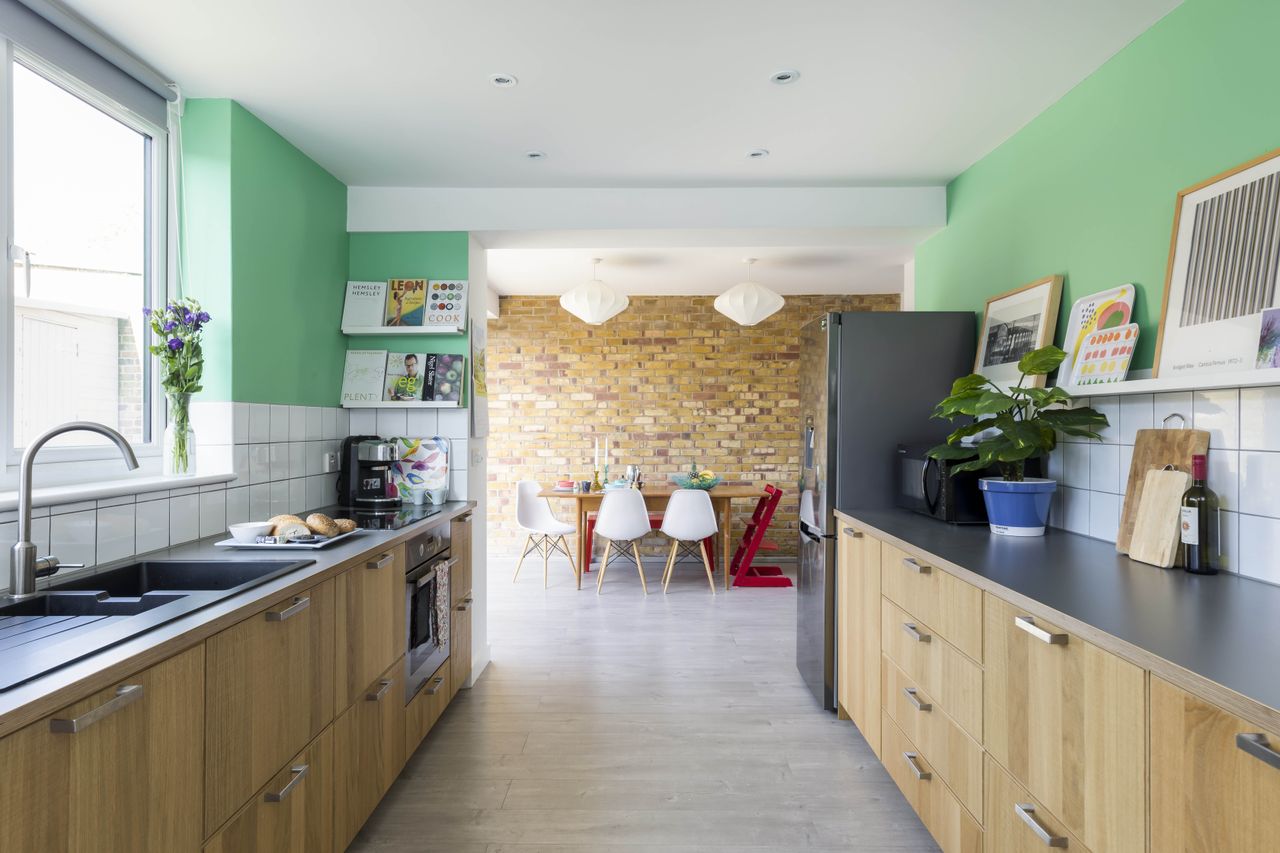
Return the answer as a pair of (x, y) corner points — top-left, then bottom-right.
(199, 490), (227, 538)
(305, 475), (329, 510)
(1047, 446), (1064, 482)
(1061, 487), (1090, 535)
(1239, 451), (1280, 518)
(1091, 395), (1120, 444)
(405, 408), (438, 437)
(1153, 392), (1193, 429)
(269, 404), (291, 443)
(135, 499), (169, 554)
(323, 407), (340, 440)
(248, 403), (272, 443)
(1193, 388), (1240, 450)
(269, 481), (289, 517)
(169, 495), (200, 545)
(249, 444), (271, 484)
(1119, 444), (1135, 494)
(232, 444), (250, 485)
(1238, 514), (1280, 585)
(249, 483), (271, 521)
(438, 407), (469, 440)
(305, 441), (325, 476)
(232, 402), (251, 444)
(306, 407), (324, 440)
(1218, 510), (1240, 574)
(289, 405), (307, 441)
(50, 509), (96, 567)
(96, 494), (135, 509)
(449, 438), (468, 471)
(1206, 449), (1239, 512)
(136, 489), (168, 504)
(349, 408), (377, 435)
(168, 486), (200, 498)
(376, 408), (408, 438)
(289, 478), (307, 514)
(51, 500), (96, 516)
(198, 443), (233, 476)
(200, 481), (227, 493)
(1088, 491), (1120, 542)
(336, 408), (350, 438)
(190, 401), (234, 446)
(1118, 394), (1154, 445)
(1063, 443), (1090, 489)
(1089, 443), (1120, 494)
(226, 486), (250, 526)
(269, 443), (289, 481)
(289, 442), (307, 479)
(1240, 386), (1280, 451)
(96, 504), (135, 564)
(1048, 486), (1064, 529)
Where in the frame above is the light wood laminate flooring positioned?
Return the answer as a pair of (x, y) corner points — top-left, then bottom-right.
(351, 553), (938, 852)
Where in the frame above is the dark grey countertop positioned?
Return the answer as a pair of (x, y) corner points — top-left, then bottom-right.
(0, 501), (475, 734)
(843, 508), (1280, 717)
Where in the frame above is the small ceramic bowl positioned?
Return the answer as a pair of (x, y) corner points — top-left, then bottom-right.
(229, 521), (273, 543)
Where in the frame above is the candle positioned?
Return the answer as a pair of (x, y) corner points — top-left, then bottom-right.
(594, 437), (599, 470)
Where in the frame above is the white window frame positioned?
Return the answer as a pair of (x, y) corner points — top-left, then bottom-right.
(1, 39), (168, 478)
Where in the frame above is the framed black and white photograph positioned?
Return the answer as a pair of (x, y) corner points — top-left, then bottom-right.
(1154, 147), (1280, 378)
(975, 275), (1063, 388)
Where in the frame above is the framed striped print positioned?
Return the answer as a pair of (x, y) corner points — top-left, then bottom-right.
(1155, 147), (1280, 378)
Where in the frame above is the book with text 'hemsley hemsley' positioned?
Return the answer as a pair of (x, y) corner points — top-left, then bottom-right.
(341, 281), (388, 329)
(341, 349), (388, 406)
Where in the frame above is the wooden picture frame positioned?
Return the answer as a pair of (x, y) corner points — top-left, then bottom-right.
(1153, 147), (1280, 379)
(974, 275), (1063, 389)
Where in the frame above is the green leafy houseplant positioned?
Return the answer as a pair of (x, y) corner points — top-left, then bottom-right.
(145, 297), (210, 475)
(928, 346), (1109, 481)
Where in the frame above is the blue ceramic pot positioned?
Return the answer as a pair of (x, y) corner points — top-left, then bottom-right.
(979, 478), (1057, 537)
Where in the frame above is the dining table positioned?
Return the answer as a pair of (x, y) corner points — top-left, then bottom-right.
(537, 485), (766, 590)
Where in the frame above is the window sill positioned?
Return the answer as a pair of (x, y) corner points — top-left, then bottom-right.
(0, 473), (237, 513)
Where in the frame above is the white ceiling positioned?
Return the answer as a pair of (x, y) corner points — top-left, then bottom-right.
(67, 0), (1179, 189)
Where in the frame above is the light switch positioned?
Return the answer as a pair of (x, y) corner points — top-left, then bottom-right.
(322, 451), (338, 473)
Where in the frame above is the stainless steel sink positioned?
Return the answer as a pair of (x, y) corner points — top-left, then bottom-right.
(55, 560), (310, 595)
(0, 590), (187, 618)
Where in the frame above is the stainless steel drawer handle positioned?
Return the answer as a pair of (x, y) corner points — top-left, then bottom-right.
(1015, 615), (1069, 645)
(843, 527), (862, 538)
(425, 676), (446, 696)
(265, 595), (310, 622)
(50, 684), (143, 734)
(366, 679), (393, 702)
(902, 557), (931, 574)
(904, 687), (932, 712)
(1014, 803), (1068, 847)
(367, 553), (394, 570)
(902, 622), (931, 643)
(1237, 733), (1280, 771)
(456, 597), (473, 612)
(902, 751), (931, 781)
(264, 764), (310, 802)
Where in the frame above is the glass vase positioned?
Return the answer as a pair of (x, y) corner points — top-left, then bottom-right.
(164, 392), (196, 476)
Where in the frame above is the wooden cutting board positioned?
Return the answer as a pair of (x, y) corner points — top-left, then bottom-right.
(1129, 468), (1192, 568)
(1116, 428), (1209, 555)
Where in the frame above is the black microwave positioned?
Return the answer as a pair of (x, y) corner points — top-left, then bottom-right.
(895, 443), (1044, 524)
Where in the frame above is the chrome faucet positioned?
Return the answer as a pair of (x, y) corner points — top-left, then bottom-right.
(8, 421), (139, 600)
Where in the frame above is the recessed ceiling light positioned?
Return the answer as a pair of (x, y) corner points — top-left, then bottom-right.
(524, 150), (546, 160)
(490, 73), (518, 88)
(746, 148), (770, 159)
(770, 69), (800, 85)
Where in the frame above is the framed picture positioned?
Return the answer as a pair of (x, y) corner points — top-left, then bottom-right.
(1154, 147), (1280, 378)
(974, 275), (1063, 389)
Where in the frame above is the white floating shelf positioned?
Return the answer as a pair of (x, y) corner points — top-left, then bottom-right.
(1058, 366), (1280, 398)
(342, 324), (466, 336)
(341, 400), (462, 409)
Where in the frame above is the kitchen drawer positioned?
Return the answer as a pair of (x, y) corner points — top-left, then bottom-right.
(405, 660), (451, 755)
(333, 657), (407, 850)
(451, 513), (473, 605)
(881, 541), (983, 662)
(983, 594), (1145, 853)
(205, 580), (335, 836)
(986, 755), (1089, 853)
(881, 710), (983, 853)
(1151, 676), (1280, 852)
(451, 592), (474, 700)
(882, 655), (983, 820)
(335, 546), (406, 712)
(204, 727), (334, 853)
(882, 597), (983, 741)
(837, 522), (882, 757)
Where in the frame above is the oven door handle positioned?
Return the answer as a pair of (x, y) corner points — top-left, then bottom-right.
(407, 566), (437, 587)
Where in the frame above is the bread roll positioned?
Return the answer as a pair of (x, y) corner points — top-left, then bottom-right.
(333, 518), (357, 534)
(274, 521), (311, 540)
(269, 514), (305, 535)
(305, 513), (340, 538)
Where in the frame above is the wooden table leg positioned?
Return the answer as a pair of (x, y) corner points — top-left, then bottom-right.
(577, 504), (587, 586)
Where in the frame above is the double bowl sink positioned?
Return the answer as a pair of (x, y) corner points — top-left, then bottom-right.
(0, 559), (314, 691)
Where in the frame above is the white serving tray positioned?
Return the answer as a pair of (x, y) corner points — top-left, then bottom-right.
(214, 529), (364, 550)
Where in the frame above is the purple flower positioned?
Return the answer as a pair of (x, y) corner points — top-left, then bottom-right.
(167, 338), (184, 351)
(197, 311), (211, 323)
(163, 320), (177, 332)
(142, 307), (152, 317)
(182, 311), (194, 324)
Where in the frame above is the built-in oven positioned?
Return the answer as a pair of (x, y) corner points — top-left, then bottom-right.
(404, 527), (453, 702)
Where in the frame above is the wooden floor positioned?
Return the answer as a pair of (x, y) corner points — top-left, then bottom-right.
(350, 552), (938, 852)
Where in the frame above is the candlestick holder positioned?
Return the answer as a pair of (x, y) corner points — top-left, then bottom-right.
(592, 469), (602, 492)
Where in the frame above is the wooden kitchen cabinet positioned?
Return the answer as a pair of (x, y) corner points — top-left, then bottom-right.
(0, 646), (205, 853)
(984, 593), (1145, 853)
(335, 546), (406, 711)
(881, 598), (983, 740)
(204, 727), (334, 853)
(985, 755), (1088, 853)
(451, 593), (474, 700)
(835, 519), (881, 756)
(880, 540), (983, 663)
(881, 709), (982, 853)
(333, 658), (407, 850)
(405, 660), (451, 754)
(1150, 676), (1280, 852)
(205, 580), (335, 835)
(450, 512), (473, 607)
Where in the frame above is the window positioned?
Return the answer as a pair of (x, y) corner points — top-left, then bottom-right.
(3, 46), (167, 461)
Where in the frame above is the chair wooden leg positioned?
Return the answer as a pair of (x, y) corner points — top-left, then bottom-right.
(514, 534), (532, 582)
(699, 539), (717, 595)
(543, 535), (550, 589)
(662, 539), (679, 593)
(597, 540), (612, 593)
(560, 536), (580, 589)
(631, 542), (648, 595)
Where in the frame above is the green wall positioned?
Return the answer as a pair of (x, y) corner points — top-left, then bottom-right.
(347, 232), (470, 357)
(182, 100), (348, 405)
(914, 0), (1280, 371)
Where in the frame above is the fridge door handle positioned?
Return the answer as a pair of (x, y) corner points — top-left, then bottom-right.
(803, 422), (815, 469)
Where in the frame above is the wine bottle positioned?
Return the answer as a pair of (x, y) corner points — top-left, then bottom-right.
(1179, 454), (1219, 575)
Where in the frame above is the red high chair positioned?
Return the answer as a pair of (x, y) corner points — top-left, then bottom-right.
(729, 484), (791, 588)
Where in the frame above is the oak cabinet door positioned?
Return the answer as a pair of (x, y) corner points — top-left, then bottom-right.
(984, 593), (1145, 852)
(335, 547), (406, 710)
(333, 659), (407, 850)
(450, 512), (474, 606)
(451, 593), (473, 700)
(880, 710), (983, 853)
(836, 522), (881, 756)
(405, 660), (450, 755)
(0, 646), (205, 853)
(1151, 676), (1280, 852)
(205, 580), (335, 834)
(985, 755), (1087, 853)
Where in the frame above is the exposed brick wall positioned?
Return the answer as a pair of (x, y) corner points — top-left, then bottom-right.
(486, 293), (900, 558)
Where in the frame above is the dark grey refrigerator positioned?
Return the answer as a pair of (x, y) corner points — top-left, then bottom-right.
(797, 311), (975, 709)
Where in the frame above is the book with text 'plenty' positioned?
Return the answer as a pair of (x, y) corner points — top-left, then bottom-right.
(341, 349), (387, 405)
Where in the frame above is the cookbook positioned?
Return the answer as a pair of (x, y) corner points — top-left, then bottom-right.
(385, 278), (427, 326)
(384, 351), (428, 401)
(341, 349), (388, 405)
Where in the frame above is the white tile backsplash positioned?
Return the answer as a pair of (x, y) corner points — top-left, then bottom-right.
(1193, 388), (1240, 450)
(405, 408), (438, 437)
(350, 408), (377, 435)
(438, 407), (469, 440)
(249, 403), (271, 443)
(1239, 514), (1280, 585)
(169, 494), (200, 545)
(135, 499), (169, 554)
(269, 443), (289, 481)
(306, 407), (324, 440)
(289, 405), (308, 441)
(199, 490), (227, 538)
(1061, 487), (1090, 535)
(1240, 386), (1280, 451)
(289, 442), (307, 479)
(249, 444), (271, 484)
(1206, 449), (1240, 512)
(376, 408), (408, 438)
(270, 404), (291, 443)
(50, 509), (96, 568)
(269, 480), (290, 517)
(226, 486), (250, 526)
(1239, 450), (1280, 518)
(1118, 395), (1154, 444)
(96, 504), (135, 564)
(323, 407), (340, 441)
(1092, 395), (1120, 444)
(233, 402), (251, 444)
(1088, 491), (1120, 542)
(1063, 443), (1090, 489)
(1089, 443), (1120, 494)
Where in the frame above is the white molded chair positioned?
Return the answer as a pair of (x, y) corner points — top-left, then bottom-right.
(659, 490), (719, 594)
(593, 489), (653, 594)
(515, 480), (578, 588)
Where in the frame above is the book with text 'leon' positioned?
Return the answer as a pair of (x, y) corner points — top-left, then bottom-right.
(341, 350), (388, 405)
(385, 279), (427, 326)
(341, 281), (388, 329)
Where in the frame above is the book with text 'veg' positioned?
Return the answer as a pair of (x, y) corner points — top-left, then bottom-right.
(383, 352), (429, 401)
(341, 350), (387, 406)
(384, 279), (427, 326)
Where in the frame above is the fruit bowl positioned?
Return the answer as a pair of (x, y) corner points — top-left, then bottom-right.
(670, 473), (722, 490)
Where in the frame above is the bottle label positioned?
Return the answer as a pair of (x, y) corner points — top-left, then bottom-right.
(1180, 507), (1200, 546)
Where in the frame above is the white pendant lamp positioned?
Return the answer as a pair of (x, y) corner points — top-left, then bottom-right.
(715, 258), (784, 326)
(560, 258), (629, 325)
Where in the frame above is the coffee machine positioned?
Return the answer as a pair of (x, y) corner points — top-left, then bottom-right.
(337, 435), (401, 508)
